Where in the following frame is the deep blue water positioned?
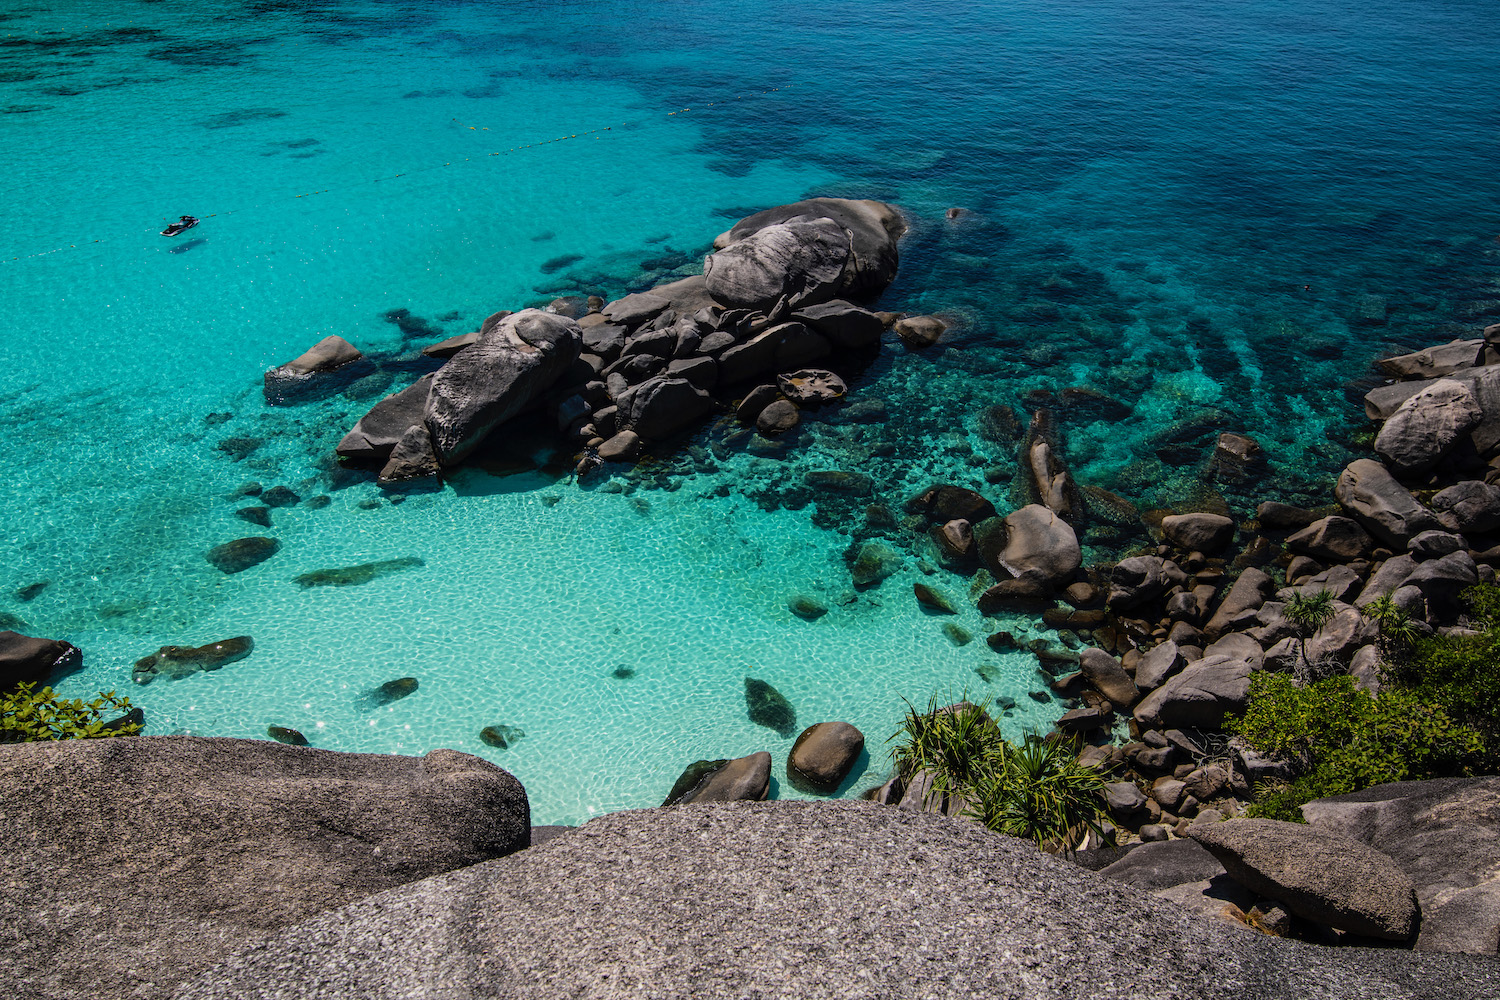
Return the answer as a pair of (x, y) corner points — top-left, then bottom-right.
(2, 0), (1497, 822)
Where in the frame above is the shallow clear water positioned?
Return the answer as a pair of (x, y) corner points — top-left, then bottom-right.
(4, 0), (1498, 822)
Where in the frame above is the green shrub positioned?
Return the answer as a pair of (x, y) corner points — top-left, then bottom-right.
(0, 683), (142, 743)
(1229, 672), (1482, 821)
(889, 694), (1107, 849)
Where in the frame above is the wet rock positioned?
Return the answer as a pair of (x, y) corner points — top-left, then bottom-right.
(205, 537), (280, 575)
(894, 314), (946, 348)
(360, 677), (418, 708)
(1023, 410), (1080, 521)
(942, 623), (973, 646)
(293, 556), (424, 588)
(264, 335), (364, 402)
(1334, 459), (1442, 549)
(1375, 378), (1482, 477)
(913, 583), (958, 614)
(236, 506), (272, 528)
(216, 436), (262, 461)
(14, 581), (48, 603)
(480, 725), (526, 750)
(849, 541), (902, 587)
(1161, 513), (1235, 553)
(787, 721), (865, 794)
(711, 198), (905, 303)
(261, 485), (301, 508)
(1191, 818), (1418, 941)
(266, 725), (308, 746)
(756, 399), (800, 435)
(1210, 433), (1263, 482)
(803, 471), (872, 495)
(336, 374), (434, 463)
(776, 369), (846, 405)
(789, 596), (828, 621)
(132, 636), (254, 685)
(426, 309), (582, 465)
(0, 631), (82, 691)
(745, 677), (796, 737)
(1286, 516), (1375, 562)
(663, 752), (771, 805)
(1133, 655), (1252, 730)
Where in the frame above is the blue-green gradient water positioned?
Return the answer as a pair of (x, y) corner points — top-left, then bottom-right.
(4, 0), (1498, 822)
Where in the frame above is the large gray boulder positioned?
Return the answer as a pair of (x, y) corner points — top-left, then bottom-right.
(265, 335), (365, 403)
(1374, 378), (1482, 477)
(425, 309), (581, 465)
(703, 218), (853, 311)
(1191, 818), (1419, 941)
(787, 722), (865, 794)
(1203, 567), (1276, 640)
(988, 504), (1081, 588)
(1376, 340), (1482, 379)
(1161, 513), (1235, 552)
(0, 736), (529, 1000)
(712, 198), (906, 303)
(616, 376), (714, 440)
(793, 299), (885, 349)
(663, 752), (771, 805)
(336, 374), (434, 462)
(1286, 516), (1375, 562)
(1100, 839), (1227, 893)
(1133, 655), (1252, 730)
(1303, 778), (1500, 953)
(1431, 480), (1500, 535)
(1335, 459), (1443, 548)
(1079, 647), (1140, 706)
(172, 802), (1500, 1000)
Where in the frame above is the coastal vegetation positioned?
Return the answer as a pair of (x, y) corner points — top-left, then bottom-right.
(0, 683), (140, 743)
(1231, 583), (1500, 821)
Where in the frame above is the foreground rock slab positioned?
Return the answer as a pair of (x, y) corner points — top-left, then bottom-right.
(1191, 817), (1419, 941)
(175, 802), (1498, 1000)
(0, 736), (530, 1000)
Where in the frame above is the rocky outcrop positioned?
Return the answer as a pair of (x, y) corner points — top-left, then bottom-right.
(1191, 818), (1419, 941)
(425, 309), (582, 465)
(1302, 778), (1500, 953)
(172, 802), (1499, 1000)
(0, 736), (529, 1000)
(1374, 378), (1482, 476)
(1334, 459), (1443, 548)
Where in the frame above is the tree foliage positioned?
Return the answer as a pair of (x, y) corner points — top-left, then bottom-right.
(0, 683), (142, 743)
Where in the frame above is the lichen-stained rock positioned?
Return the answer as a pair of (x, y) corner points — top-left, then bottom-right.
(1374, 378), (1482, 477)
(337, 373), (434, 463)
(425, 309), (581, 465)
(0, 736), (529, 1000)
(1133, 655), (1252, 730)
(712, 198), (906, 302)
(1334, 459), (1443, 548)
(1191, 817), (1419, 941)
(170, 801), (1500, 1000)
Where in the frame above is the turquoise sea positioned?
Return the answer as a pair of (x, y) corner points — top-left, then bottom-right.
(4, 0), (1498, 823)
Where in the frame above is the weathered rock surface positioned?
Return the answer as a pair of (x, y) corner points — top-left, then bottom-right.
(377, 422), (439, 485)
(1079, 647), (1139, 706)
(1335, 459), (1443, 548)
(1303, 778), (1500, 953)
(712, 198), (906, 302)
(1203, 567), (1276, 640)
(787, 722), (865, 794)
(1100, 839), (1227, 893)
(425, 309), (581, 465)
(0, 736), (529, 1000)
(1136, 640), (1185, 690)
(1377, 340), (1482, 379)
(1133, 655), (1252, 730)
(172, 802), (1500, 1000)
(264, 336), (366, 403)
(988, 504), (1081, 588)
(336, 374), (435, 462)
(1191, 817), (1419, 941)
(1431, 480), (1500, 534)
(0, 631), (82, 690)
(1374, 378), (1482, 476)
(1286, 516), (1375, 562)
(1161, 513), (1235, 552)
(663, 752), (772, 805)
(617, 376), (714, 440)
(703, 218), (852, 311)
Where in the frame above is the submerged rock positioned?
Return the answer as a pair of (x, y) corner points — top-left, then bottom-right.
(264, 335), (364, 403)
(13, 581), (48, 603)
(849, 540), (902, 587)
(205, 537), (280, 575)
(235, 506), (272, 528)
(293, 556), (424, 588)
(745, 677), (796, 737)
(480, 725), (527, 750)
(359, 677), (418, 709)
(789, 596), (829, 621)
(913, 582), (958, 614)
(133, 636), (254, 685)
(266, 725), (309, 746)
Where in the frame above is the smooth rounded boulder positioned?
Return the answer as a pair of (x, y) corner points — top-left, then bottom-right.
(425, 309), (582, 465)
(1334, 459), (1443, 548)
(703, 218), (852, 311)
(664, 751), (771, 804)
(989, 504), (1081, 589)
(1133, 655), (1252, 730)
(1191, 817), (1419, 941)
(1374, 378), (1482, 477)
(712, 198), (906, 302)
(787, 721), (865, 794)
(0, 736), (530, 1000)
(1161, 513), (1235, 553)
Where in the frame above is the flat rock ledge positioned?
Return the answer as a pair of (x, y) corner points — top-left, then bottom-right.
(174, 801), (1497, 1000)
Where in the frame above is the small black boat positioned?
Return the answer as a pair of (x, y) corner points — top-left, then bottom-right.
(161, 215), (199, 237)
